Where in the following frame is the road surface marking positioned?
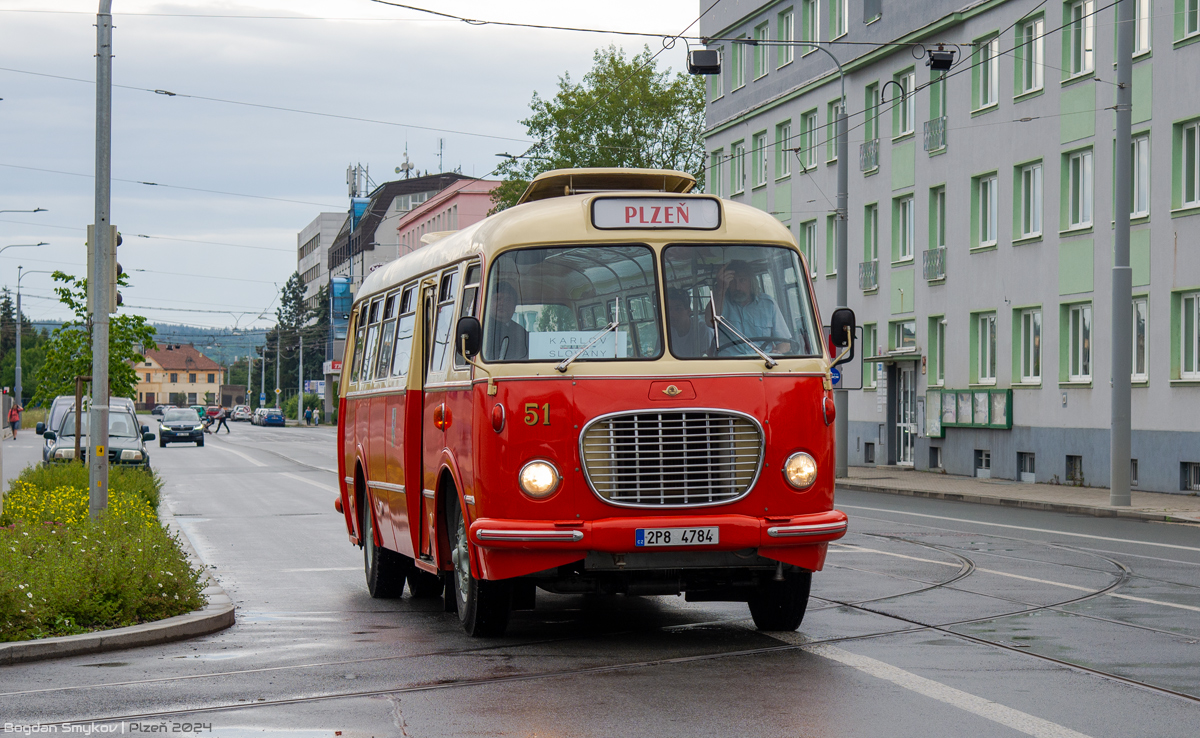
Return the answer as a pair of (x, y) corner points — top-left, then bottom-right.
(773, 635), (1096, 738)
(282, 471), (334, 492)
(832, 544), (1200, 613)
(839, 504), (1200, 553)
(209, 443), (268, 467)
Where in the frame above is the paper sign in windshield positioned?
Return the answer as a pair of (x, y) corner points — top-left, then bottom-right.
(592, 198), (720, 230)
(528, 331), (629, 360)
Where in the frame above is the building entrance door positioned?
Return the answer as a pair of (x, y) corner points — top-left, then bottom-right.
(896, 364), (916, 466)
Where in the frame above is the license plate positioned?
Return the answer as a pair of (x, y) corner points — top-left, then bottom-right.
(635, 527), (719, 547)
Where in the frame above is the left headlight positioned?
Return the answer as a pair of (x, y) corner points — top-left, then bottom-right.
(783, 452), (818, 490)
(121, 450), (143, 461)
(53, 448), (75, 460)
(518, 460), (561, 499)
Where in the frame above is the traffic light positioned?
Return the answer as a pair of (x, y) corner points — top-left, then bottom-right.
(86, 224), (122, 314)
(113, 229), (123, 311)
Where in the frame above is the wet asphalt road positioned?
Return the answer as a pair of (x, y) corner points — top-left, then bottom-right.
(2, 420), (1199, 737)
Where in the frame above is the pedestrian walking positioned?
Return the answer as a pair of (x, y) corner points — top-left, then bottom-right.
(7, 400), (23, 440)
(215, 406), (231, 434)
(312, 408), (321, 426)
(304, 406), (312, 426)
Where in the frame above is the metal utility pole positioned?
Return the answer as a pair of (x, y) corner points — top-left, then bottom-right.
(1111, 0), (1134, 506)
(260, 343), (266, 407)
(275, 333), (281, 408)
(834, 104), (849, 478)
(298, 333), (304, 423)
(16, 268), (24, 406)
(90, 0), (114, 518)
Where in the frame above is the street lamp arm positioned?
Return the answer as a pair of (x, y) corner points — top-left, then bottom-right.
(0, 242), (49, 257)
(733, 38), (845, 106)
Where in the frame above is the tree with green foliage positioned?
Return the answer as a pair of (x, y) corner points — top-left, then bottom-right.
(31, 272), (156, 404)
(0, 288), (52, 401)
(492, 45), (706, 212)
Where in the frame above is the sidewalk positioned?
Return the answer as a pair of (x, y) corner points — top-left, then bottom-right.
(838, 466), (1200, 525)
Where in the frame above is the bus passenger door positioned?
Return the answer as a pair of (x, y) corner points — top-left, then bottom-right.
(419, 269), (460, 561)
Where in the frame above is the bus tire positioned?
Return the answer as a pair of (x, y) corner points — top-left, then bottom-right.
(406, 568), (444, 598)
(363, 497), (409, 599)
(448, 494), (511, 637)
(748, 570), (812, 631)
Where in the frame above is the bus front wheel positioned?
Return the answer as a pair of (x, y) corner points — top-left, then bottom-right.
(363, 497), (409, 599)
(449, 495), (511, 637)
(748, 570), (812, 631)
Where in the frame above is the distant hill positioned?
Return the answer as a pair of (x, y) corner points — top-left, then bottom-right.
(148, 323), (267, 364)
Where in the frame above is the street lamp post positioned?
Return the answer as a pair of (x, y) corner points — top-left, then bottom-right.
(15, 267), (54, 405)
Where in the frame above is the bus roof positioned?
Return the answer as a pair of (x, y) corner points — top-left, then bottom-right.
(355, 168), (795, 303)
(516, 168), (695, 205)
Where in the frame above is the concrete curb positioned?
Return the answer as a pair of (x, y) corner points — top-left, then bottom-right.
(836, 481), (1200, 525)
(0, 497), (235, 666)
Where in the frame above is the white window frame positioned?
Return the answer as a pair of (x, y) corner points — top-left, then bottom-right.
(731, 140), (746, 194)
(1183, 292), (1200, 380)
(1134, 0), (1151, 55)
(710, 48), (723, 100)
(1188, 0), (1200, 38)
(1021, 308), (1042, 383)
(709, 150), (725, 198)
(802, 111), (819, 168)
(732, 36), (747, 90)
(754, 23), (770, 79)
(751, 132), (768, 188)
(894, 320), (916, 351)
(1184, 122), (1200, 208)
(978, 312), (998, 384)
(898, 71), (916, 136)
(1069, 1), (1095, 77)
(827, 101), (842, 162)
(1068, 149), (1094, 228)
(1020, 162), (1043, 238)
(802, 220), (818, 277)
(979, 174), (998, 247)
(776, 122), (792, 179)
(1020, 19), (1044, 93)
(833, 0), (848, 39)
(778, 8), (795, 67)
(1132, 134), (1150, 217)
(932, 186), (947, 249)
(1132, 296), (1148, 382)
(863, 324), (878, 388)
(866, 203), (879, 262)
(932, 317), (946, 386)
(898, 196), (915, 261)
(979, 37), (999, 108)
(1069, 303), (1093, 382)
(801, 0), (819, 48)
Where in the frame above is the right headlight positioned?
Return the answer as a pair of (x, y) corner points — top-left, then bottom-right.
(53, 448), (75, 460)
(783, 452), (818, 490)
(518, 460), (561, 499)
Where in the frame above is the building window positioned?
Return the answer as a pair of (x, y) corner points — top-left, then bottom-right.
(895, 196), (915, 261)
(709, 48), (723, 100)
(187, 392), (197, 405)
(777, 8), (795, 67)
(731, 140), (746, 194)
(827, 100), (842, 162)
(975, 36), (999, 110)
(826, 214), (839, 276)
(1019, 452), (1037, 483)
(1184, 462), (1200, 492)
(145, 373), (151, 382)
(831, 0), (847, 39)
(864, 83), (880, 142)
(975, 449), (992, 478)
(731, 36), (747, 89)
(800, 220), (818, 277)
(974, 173), (998, 247)
(1131, 135), (1150, 217)
(894, 71), (916, 136)
(800, 0), (819, 46)
(1019, 18), (1044, 93)
(1021, 308), (1042, 383)
(929, 316), (946, 385)
(1019, 162), (1043, 238)
(1068, 1), (1095, 77)
(801, 110), (819, 169)
(208, 373), (216, 383)
(170, 373), (178, 383)
(1180, 121), (1200, 208)
(976, 312), (998, 384)
(1066, 455), (1084, 485)
(751, 131), (768, 188)
(753, 23), (769, 79)
(1067, 149), (1094, 228)
(864, 203), (879, 263)
(710, 150), (725, 197)
(930, 186), (946, 250)
(1132, 297), (1148, 382)
(775, 121), (792, 179)
(863, 324), (878, 388)
(1069, 302), (1093, 382)
(1188, 0), (1200, 38)
(1182, 292), (1200, 380)
(892, 320), (916, 351)
(189, 373), (197, 383)
(1134, 0), (1151, 54)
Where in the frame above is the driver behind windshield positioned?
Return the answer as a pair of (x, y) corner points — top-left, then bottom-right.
(713, 259), (794, 356)
(485, 281), (528, 360)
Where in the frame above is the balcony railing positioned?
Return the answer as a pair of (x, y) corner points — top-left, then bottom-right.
(924, 116), (947, 151)
(859, 139), (879, 171)
(923, 246), (947, 281)
(859, 259), (879, 291)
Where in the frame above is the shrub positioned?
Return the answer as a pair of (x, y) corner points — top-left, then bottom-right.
(0, 464), (205, 642)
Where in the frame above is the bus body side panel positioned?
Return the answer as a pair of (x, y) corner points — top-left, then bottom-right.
(337, 394), (357, 544)
(367, 393), (397, 550)
(402, 387), (426, 559)
(384, 390), (414, 558)
(442, 384), (475, 569)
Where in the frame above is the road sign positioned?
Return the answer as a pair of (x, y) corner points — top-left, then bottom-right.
(830, 366), (841, 385)
(259, 392), (266, 405)
(274, 388), (281, 395)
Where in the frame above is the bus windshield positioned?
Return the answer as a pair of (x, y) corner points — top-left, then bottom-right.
(482, 245), (662, 363)
(662, 244), (821, 359)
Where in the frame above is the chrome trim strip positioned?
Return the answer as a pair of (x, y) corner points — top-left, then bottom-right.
(367, 481), (406, 493)
(422, 489), (437, 499)
(343, 476), (354, 485)
(477, 529), (583, 542)
(766, 521), (848, 538)
(578, 407), (765, 509)
(463, 495), (476, 505)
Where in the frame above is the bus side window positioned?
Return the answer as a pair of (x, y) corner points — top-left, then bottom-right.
(361, 297), (384, 382)
(454, 261), (481, 368)
(428, 268), (460, 377)
(392, 284), (417, 379)
(350, 304), (369, 385)
(375, 292), (400, 379)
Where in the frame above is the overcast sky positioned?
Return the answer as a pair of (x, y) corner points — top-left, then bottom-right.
(0, 0), (698, 346)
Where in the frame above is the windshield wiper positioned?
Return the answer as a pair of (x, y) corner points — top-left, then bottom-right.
(710, 301), (778, 369)
(556, 297), (621, 373)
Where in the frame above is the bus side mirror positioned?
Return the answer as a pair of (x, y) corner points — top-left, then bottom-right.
(830, 308), (856, 367)
(457, 316), (482, 358)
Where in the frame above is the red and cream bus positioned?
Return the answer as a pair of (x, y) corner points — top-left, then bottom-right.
(336, 168), (855, 636)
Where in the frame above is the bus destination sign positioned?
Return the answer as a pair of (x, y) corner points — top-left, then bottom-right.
(592, 197), (721, 230)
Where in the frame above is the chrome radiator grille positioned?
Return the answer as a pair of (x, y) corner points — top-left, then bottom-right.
(580, 410), (763, 507)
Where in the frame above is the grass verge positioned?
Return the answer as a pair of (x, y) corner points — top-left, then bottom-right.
(1, 463), (206, 642)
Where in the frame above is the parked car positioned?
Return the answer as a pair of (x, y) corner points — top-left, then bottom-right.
(231, 405), (251, 421)
(252, 408), (269, 425)
(206, 405), (221, 419)
(262, 409), (286, 427)
(159, 407), (206, 447)
(42, 409), (154, 468)
(151, 404), (176, 418)
(37, 395), (137, 463)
